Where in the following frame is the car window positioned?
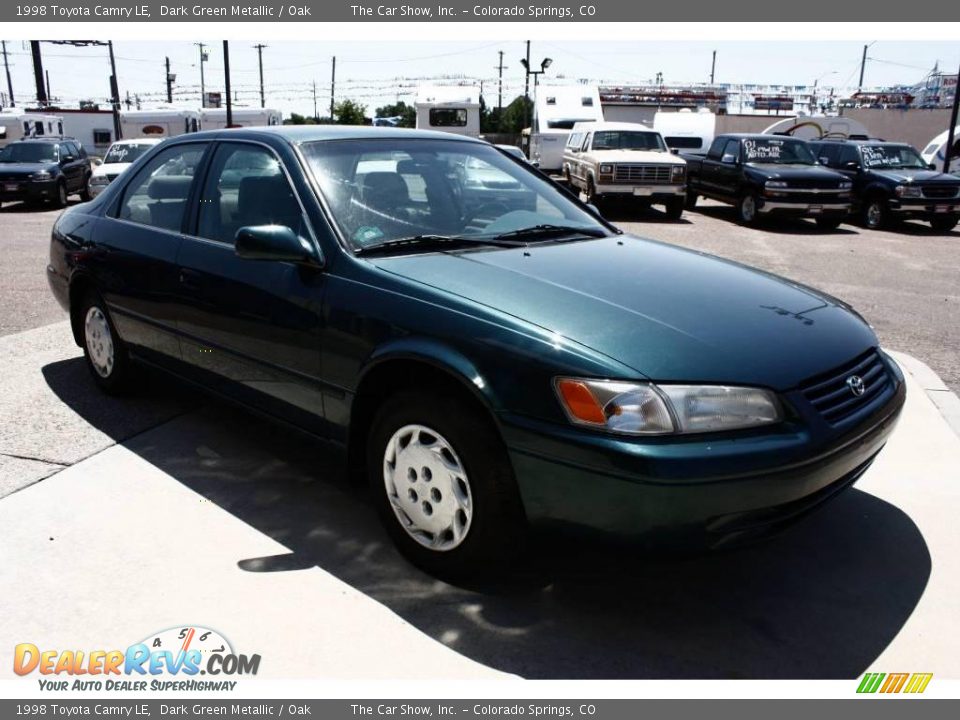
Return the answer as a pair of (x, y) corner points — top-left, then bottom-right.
(0, 143), (57, 163)
(706, 137), (726, 159)
(117, 144), (206, 232)
(197, 143), (307, 244)
(722, 139), (740, 160)
(63, 142), (79, 158)
(840, 145), (860, 165)
(814, 144), (838, 165)
(302, 138), (605, 250)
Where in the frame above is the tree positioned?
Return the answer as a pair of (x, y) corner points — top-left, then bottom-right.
(374, 101), (416, 128)
(284, 112), (317, 125)
(498, 95), (532, 134)
(334, 99), (368, 125)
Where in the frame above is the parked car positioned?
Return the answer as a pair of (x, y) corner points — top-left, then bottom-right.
(0, 137), (91, 208)
(682, 133), (852, 229)
(810, 139), (960, 233)
(47, 126), (905, 578)
(495, 144), (528, 162)
(88, 138), (163, 198)
(562, 121), (687, 218)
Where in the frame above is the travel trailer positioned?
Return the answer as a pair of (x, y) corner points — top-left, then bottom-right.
(528, 85), (604, 172)
(119, 108), (202, 139)
(200, 107), (283, 129)
(921, 125), (960, 173)
(652, 108), (716, 153)
(762, 115), (872, 141)
(415, 86), (482, 138)
(0, 110), (64, 147)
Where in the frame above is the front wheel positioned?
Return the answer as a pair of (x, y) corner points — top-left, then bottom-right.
(738, 192), (759, 225)
(684, 189), (698, 210)
(368, 389), (526, 579)
(54, 181), (68, 208)
(930, 216), (958, 233)
(80, 294), (133, 394)
(815, 217), (844, 231)
(861, 197), (889, 230)
(664, 197), (684, 220)
(79, 175), (92, 202)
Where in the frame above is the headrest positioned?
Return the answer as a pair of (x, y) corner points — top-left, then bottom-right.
(146, 175), (193, 200)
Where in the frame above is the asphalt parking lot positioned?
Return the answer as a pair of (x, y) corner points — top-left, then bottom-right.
(1, 198), (959, 680)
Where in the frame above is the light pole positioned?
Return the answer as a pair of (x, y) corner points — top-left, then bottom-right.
(858, 41), (876, 92)
(520, 56), (551, 129)
(195, 42), (208, 106)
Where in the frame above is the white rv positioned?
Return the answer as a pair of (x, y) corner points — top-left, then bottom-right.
(415, 86), (482, 138)
(0, 110), (64, 147)
(200, 107), (283, 130)
(119, 108), (202, 140)
(921, 125), (960, 173)
(529, 85), (603, 172)
(653, 109), (716, 153)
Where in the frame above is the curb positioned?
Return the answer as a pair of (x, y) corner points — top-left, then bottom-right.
(886, 349), (960, 440)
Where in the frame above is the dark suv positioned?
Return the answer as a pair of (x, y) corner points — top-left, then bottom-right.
(0, 137), (92, 209)
(810, 139), (960, 233)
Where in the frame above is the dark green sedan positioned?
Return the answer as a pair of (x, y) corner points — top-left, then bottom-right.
(47, 126), (905, 578)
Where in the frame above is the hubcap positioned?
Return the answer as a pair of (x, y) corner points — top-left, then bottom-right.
(741, 196), (756, 222)
(867, 203), (882, 227)
(383, 424), (473, 552)
(84, 307), (115, 378)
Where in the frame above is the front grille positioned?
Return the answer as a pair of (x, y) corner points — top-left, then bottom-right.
(921, 185), (959, 199)
(0, 174), (27, 183)
(780, 178), (841, 189)
(613, 164), (673, 184)
(799, 349), (892, 426)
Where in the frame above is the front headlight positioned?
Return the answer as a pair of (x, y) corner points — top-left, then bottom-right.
(599, 164), (613, 174)
(90, 175), (111, 186)
(671, 165), (686, 180)
(840, 181), (852, 190)
(555, 378), (781, 435)
(29, 171), (52, 181)
(895, 184), (922, 198)
(765, 180), (788, 189)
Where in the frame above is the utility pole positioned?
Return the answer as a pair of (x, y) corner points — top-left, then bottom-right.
(223, 41), (232, 127)
(330, 56), (336, 120)
(944, 61), (960, 174)
(125, 90), (131, 110)
(195, 42), (207, 106)
(710, 50), (716, 84)
(1, 41), (14, 107)
(254, 43), (267, 108)
(45, 70), (52, 104)
(165, 57), (173, 103)
(858, 44), (869, 91)
(30, 41), (47, 105)
(495, 50), (507, 112)
(108, 40), (121, 140)
(523, 40), (531, 126)
(312, 80), (318, 122)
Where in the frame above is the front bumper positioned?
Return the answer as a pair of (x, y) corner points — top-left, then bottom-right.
(595, 183), (685, 200)
(500, 376), (904, 548)
(889, 198), (959, 220)
(758, 199), (851, 217)
(0, 178), (58, 203)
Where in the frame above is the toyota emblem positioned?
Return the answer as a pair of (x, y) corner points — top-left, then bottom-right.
(846, 375), (866, 397)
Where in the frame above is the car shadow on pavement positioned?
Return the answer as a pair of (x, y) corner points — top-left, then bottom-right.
(43, 360), (931, 680)
(690, 205), (861, 236)
(599, 203), (693, 224)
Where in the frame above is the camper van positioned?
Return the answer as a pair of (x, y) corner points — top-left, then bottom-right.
(415, 86), (482, 138)
(529, 85), (603, 172)
(652, 108), (715, 153)
(119, 108), (202, 140)
(0, 110), (64, 147)
(922, 126), (960, 173)
(200, 107), (283, 130)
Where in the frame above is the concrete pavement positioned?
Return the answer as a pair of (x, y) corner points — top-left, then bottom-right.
(0, 322), (958, 679)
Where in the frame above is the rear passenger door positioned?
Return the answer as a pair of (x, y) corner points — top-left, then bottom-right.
(174, 141), (329, 431)
(95, 142), (209, 364)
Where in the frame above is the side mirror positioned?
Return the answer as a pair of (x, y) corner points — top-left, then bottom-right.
(670, 148), (680, 155)
(843, 161), (861, 172)
(235, 225), (318, 264)
(61, 155), (75, 164)
(819, 156), (831, 166)
(721, 153), (738, 165)
(928, 163), (937, 171)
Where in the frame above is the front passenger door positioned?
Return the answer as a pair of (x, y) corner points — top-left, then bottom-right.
(174, 141), (329, 431)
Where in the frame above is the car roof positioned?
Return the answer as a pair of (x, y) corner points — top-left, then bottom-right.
(163, 125), (487, 146)
(9, 136), (77, 144)
(571, 121), (654, 132)
(809, 138), (902, 146)
(718, 133), (806, 140)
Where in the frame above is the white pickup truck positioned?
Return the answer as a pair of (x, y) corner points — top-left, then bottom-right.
(562, 121), (687, 219)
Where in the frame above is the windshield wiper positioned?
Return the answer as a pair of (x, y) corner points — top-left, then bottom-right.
(354, 234), (524, 257)
(492, 224), (611, 242)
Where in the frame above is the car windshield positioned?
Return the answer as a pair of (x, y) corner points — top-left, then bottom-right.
(592, 131), (666, 151)
(860, 144), (927, 170)
(103, 143), (154, 164)
(741, 138), (815, 165)
(301, 138), (609, 252)
(0, 143), (58, 163)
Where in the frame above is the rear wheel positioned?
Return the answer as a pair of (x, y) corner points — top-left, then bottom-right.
(79, 293), (133, 394)
(664, 197), (684, 220)
(930, 216), (958, 233)
(861, 197), (888, 230)
(368, 389), (526, 579)
(816, 217), (844, 231)
(738, 192), (759, 225)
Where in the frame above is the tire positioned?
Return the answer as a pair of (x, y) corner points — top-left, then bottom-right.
(861, 197), (888, 230)
(79, 175), (92, 202)
(684, 189), (698, 210)
(79, 293), (133, 394)
(930, 216), (958, 233)
(367, 389), (526, 579)
(583, 177), (599, 207)
(816, 217), (844, 231)
(54, 181), (68, 208)
(738, 192), (759, 225)
(664, 197), (684, 220)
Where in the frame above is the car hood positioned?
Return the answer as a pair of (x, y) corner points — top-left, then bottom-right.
(371, 236), (877, 390)
(590, 149), (684, 165)
(868, 168), (960, 184)
(92, 162), (129, 177)
(0, 162), (57, 175)
(745, 164), (843, 183)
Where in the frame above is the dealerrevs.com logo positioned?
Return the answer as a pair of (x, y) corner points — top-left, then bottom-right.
(14, 626), (261, 692)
